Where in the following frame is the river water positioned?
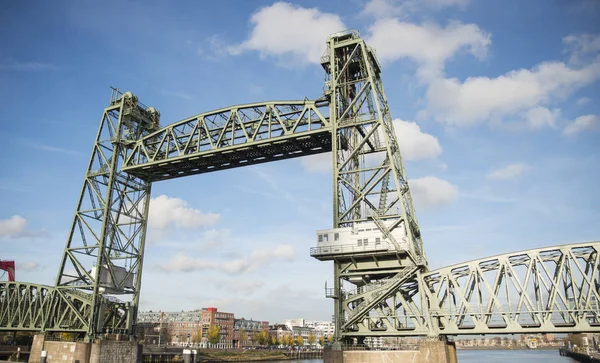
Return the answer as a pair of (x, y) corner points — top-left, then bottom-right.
(235, 350), (578, 362)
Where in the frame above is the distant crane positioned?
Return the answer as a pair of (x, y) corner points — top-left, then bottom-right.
(0, 260), (15, 281)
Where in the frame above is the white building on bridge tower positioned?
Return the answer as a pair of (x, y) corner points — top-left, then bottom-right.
(311, 221), (410, 259)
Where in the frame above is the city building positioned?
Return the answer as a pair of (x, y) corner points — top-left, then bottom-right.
(269, 324), (293, 346)
(137, 308), (234, 348)
(233, 318), (269, 348)
(201, 307), (235, 349)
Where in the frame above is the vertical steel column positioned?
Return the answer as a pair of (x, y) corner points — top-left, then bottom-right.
(325, 30), (428, 343)
(53, 90), (159, 340)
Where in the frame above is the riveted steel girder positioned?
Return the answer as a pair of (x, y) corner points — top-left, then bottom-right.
(122, 100), (330, 181)
(339, 242), (600, 337)
(0, 282), (131, 334)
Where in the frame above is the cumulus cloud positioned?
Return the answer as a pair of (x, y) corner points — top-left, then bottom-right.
(0, 215), (46, 239)
(487, 163), (529, 180)
(563, 33), (600, 65)
(524, 107), (560, 130)
(563, 114), (600, 136)
(409, 177), (458, 209)
(393, 119), (442, 160)
(425, 59), (600, 127)
(159, 244), (295, 274)
(228, 2), (346, 67)
(366, 19), (490, 74)
(149, 195), (220, 230)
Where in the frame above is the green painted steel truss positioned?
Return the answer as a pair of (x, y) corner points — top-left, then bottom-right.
(122, 100), (330, 181)
(339, 241), (600, 336)
(0, 283), (130, 333)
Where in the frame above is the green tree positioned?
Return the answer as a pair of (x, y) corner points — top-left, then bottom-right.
(207, 324), (221, 345)
(319, 336), (324, 346)
(60, 333), (76, 341)
(238, 328), (248, 348)
(308, 333), (316, 346)
(256, 329), (270, 346)
(192, 328), (202, 344)
(295, 336), (304, 346)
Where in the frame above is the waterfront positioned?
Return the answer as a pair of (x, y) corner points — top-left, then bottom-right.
(223, 350), (578, 363)
(458, 349), (577, 362)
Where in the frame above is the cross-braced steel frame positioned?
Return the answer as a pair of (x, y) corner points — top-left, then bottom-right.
(1, 31), (598, 343)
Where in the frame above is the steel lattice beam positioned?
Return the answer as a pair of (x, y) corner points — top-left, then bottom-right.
(0, 282), (130, 333)
(122, 100), (330, 181)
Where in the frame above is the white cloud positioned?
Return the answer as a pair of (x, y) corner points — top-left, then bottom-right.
(563, 114), (600, 136)
(425, 59), (600, 127)
(487, 163), (529, 180)
(393, 119), (442, 160)
(524, 106), (560, 130)
(366, 19), (490, 74)
(563, 33), (600, 65)
(0, 215), (46, 239)
(301, 153), (332, 173)
(228, 2), (346, 67)
(409, 176), (458, 209)
(159, 244), (295, 274)
(149, 195), (219, 230)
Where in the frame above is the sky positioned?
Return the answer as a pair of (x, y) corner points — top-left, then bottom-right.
(0, 0), (599, 324)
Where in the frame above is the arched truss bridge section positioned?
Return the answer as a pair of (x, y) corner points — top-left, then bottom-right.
(0, 282), (131, 334)
(422, 241), (600, 335)
(122, 100), (331, 182)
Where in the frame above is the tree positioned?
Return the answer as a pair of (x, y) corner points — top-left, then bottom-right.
(327, 335), (334, 343)
(295, 336), (304, 346)
(269, 334), (278, 346)
(192, 328), (202, 344)
(319, 336), (324, 346)
(308, 333), (316, 346)
(207, 325), (221, 345)
(60, 333), (76, 341)
(282, 335), (292, 346)
(238, 328), (248, 348)
(256, 329), (270, 346)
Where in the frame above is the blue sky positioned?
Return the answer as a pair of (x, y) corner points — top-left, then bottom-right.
(1, 0), (599, 323)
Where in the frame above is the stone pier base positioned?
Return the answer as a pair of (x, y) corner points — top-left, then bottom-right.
(325, 339), (458, 363)
(29, 334), (142, 363)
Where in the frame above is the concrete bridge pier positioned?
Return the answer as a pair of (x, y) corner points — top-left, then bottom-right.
(325, 339), (458, 363)
(28, 334), (142, 363)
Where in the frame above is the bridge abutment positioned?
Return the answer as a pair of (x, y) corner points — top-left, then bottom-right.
(325, 339), (457, 363)
(29, 334), (141, 363)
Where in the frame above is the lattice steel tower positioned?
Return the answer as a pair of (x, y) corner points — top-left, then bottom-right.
(311, 30), (429, 344)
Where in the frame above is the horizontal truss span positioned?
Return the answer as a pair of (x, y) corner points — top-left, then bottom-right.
(0, 282), (131, 334)
(338, 242), (600, 337)
(422, 241), (600, 335)
(123, 100), (331, 181)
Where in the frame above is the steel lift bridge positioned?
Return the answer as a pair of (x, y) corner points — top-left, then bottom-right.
(1, 31), (599, 344)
